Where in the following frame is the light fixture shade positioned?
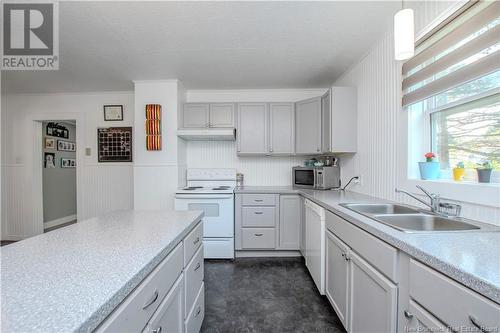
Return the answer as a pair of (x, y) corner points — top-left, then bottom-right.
(394, 8), (415, 61)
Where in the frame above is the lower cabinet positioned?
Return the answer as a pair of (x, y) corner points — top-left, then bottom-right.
(278, 195), (301, 250)
(348, 251), (397, 333)
(325, 230), (349, 328)
(143, 274), (185, 333)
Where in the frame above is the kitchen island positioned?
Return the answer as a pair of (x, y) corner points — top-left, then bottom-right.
(1, 210), (203, 333)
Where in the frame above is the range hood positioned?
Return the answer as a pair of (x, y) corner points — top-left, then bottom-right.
(177, 128), (236, 141)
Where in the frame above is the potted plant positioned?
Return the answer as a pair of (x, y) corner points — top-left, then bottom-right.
(452, 161), (465, 181)
(476, 161), (493, 183)
(418, 152), (440, 180)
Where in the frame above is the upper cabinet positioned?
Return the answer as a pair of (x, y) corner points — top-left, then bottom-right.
(321, 87), (357, 153)
(295, 97), (322, 154)
(237, 103), (268, 154)
(269, 103), (295, 155)
(181, 103), (235, 129)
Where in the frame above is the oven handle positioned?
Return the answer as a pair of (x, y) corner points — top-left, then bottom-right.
(175, 194), (233, 199)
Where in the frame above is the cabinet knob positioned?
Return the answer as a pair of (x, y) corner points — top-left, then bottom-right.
(341, 252), (345, 257)
(316, 148), (320, 152)
(205, 123), (209, 127)
(469, 315), (489, 332)
(254, 233), (263, 237)
(269, 147), (273, 152)
(404, 310), (414, 319)
(152, 327), (162, 333)
(142, 290), (159, 310)
(194, 262), (201, 271)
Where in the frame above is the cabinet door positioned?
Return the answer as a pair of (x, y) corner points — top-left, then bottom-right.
(321, 90), (331, 153)
(295, 97), (321, 154)
(183, 103), (209, 128)
(269, 103), (294, 154)
(237, 103), (268, 154)
(348, 251), (397, 333)
(278, 195), (301, 250)
(144, 274), (184, 333)
(209, 103), (235, 128)
(325, 230), (349, 328)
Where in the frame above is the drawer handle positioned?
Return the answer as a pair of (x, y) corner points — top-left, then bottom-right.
(195, 306), (201, 318)
(254, 199), (263, 202)
(194, 262), (201, 271)
(254, 233), (263, 237)
(152, 327), (162, 333)
(403, 310), (413, 320)
(193, 237), (200, 244)
(469, 315), (491, 332)
(254, 212), (264, 215)
(341, 252), (345, 257)
(142, 290), (159, 310)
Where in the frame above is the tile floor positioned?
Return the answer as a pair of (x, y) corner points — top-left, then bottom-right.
(201, 257), (345, 333)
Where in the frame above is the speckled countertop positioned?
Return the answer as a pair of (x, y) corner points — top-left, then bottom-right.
(1, 210), (203, 333)
(236, 186), (500, 304)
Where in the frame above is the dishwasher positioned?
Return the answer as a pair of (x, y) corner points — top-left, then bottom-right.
(304, 199), (326, 295)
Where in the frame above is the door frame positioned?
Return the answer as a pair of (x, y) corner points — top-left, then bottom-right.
(31, 113), (84, 235)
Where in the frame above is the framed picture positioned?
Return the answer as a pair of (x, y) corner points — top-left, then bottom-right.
(104, 105), (124, 121)
(61, 158), (76, 168)
(57, 140), (76, 152)
(44, 137), (56, 149)
(44, 153), (56, 168)
(46, 122), (69, 139)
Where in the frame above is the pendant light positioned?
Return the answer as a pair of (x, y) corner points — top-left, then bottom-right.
(394, 0), (415, 60)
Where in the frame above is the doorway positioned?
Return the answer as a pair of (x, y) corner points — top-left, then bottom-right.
(41, 120), (77, 232)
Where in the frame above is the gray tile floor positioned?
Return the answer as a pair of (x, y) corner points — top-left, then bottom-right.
(201, 257), (346, 333)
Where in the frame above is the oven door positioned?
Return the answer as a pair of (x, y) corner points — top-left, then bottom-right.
(293, 169), (315, 188)
(174, 194), (234, 238)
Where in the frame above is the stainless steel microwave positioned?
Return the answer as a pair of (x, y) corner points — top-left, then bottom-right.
(292, 166), (340, 190)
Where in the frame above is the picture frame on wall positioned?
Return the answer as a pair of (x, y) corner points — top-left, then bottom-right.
(44, 138), (56, 149)
(57, 140), (76, 152)
(61, 158), (76, 168)
(46, 122), (69, 139)
(44, 153), (56, 168)
(104, 105), (124, 121)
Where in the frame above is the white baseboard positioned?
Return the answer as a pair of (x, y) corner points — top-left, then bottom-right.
(235, 250), (302, 258)
(44, 214), (77, 229)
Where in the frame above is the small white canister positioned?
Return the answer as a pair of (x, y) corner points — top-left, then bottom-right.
(236, 173), (244, 187)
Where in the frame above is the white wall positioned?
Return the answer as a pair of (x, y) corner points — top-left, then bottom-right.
(185, 89), (325, 186)
(1, 92), (134, 240)
(133, 80), (185, 210)
(334, 1), (500, 225)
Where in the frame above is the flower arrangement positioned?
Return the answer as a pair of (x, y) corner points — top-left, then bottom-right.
(476, 161), (492, 169)
(424, 152), (436, 162)
(452, 161), (465, 181)
(476, 160), (493, 183)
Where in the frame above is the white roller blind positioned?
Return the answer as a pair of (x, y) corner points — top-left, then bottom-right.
(402, 1), (500, 108)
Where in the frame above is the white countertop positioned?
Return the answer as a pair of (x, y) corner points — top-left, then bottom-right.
(235, 186), (500, 303)
(1, 210), (203, 333)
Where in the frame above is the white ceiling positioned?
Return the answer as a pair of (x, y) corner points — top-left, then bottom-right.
(2, 1), (400, 94)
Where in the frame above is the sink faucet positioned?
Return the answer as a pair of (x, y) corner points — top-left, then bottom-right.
(396, 186), (440, 212)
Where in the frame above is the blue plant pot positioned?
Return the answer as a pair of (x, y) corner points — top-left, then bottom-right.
(418, 162), (440, 180)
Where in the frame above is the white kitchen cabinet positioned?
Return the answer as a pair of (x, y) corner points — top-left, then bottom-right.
(404, 299), (451, 333)
(321, 87), (357, 153)
(143, 274), (184, 333)
(268, 103), (295, 155)
(209, 103), (235, 128)
(182, 103), (209, 128)
(299, 197), (306, 256)
(304, 199), (326, 294)
(278, 195), (301, 250)
(325, 230), (349, 329)
(237, 103), (268, 154)
(348, 250), (397, 333)
(295, 97), (322, 154)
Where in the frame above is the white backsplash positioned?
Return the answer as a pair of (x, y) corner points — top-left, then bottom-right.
(186, 141), (306, 186)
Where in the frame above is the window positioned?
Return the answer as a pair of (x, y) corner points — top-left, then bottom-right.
(404, 1), (500, 182)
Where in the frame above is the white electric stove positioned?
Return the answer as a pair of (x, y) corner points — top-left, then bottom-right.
(175, 168), (236, 259)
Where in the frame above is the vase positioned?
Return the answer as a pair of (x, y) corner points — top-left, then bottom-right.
(476, 169), (492, 183)
(418, 162), (440, 180)
(452, 168), (465, 181)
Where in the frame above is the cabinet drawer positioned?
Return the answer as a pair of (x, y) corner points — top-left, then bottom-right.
(97, 242), (184, 333)
(241, 207), (276, 227)
(241, 228), (276, 249)
(184, 222), (203, 266)
(241, 194), (276, 206)
(185, 282), (205, 333)
(326, 210), (398, 282)
(409, 259), (500, 331)
(185, 245), (204, 317)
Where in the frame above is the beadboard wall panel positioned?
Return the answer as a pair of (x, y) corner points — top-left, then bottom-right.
(334, 1), (500, 225)
(186, 141), (305, 186)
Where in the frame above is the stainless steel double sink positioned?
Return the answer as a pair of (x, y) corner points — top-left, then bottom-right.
(339, 203), (482, 233)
